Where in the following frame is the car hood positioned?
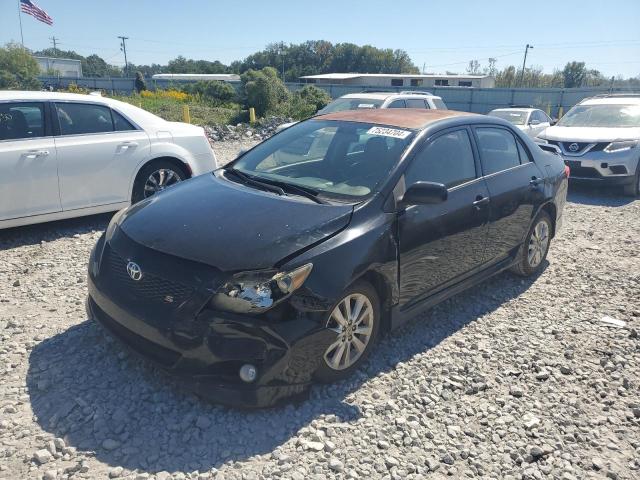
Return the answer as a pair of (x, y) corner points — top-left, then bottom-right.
(119, 173), (353, 271)
(539, 125), (640, 142)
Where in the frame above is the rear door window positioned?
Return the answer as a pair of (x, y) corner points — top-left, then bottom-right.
(405, 99), (427, 109)
(0, 102), (46, 140)
(55, 103), (114, 135)
(387, 100), (406, 109)
(112, 110), (136, 131)
(475, 127), (521, 175)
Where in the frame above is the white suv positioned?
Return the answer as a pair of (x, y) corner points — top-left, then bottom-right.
(0, 91), (218, 229)
(488, 107), (553, 138)
(318, 91), (448, 113)
(277, 91), (447, 131)
(537, 94), (640, 196)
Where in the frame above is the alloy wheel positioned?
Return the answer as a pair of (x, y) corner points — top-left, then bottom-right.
(323, 293), (374, 371)
(144, 169), (182, 198)
(527, 220), (550, 268)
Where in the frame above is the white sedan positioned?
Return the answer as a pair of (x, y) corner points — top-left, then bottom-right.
(0, 91), (217, 229)
(488, 107), (553, 138)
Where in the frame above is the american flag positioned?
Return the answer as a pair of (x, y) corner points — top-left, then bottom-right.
(20, 0), (53, 26)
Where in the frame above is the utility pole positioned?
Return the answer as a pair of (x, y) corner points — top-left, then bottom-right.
(519, 44), (533, 87)
(49, 36), (59, 54)
(118, 36), (129, 77)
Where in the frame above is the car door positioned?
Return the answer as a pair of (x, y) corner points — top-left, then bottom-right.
(473, 126), (545, 263)
(0, 101), (60, 221)
(398, 127), (491, 307)
(53, 102), (150, 210)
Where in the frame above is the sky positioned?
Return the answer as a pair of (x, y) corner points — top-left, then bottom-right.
(1, 0), (639, 78)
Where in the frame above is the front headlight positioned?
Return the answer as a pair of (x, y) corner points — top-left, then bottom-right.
(604, 140), (638, 153)
(210, 263), (313, 314)
(105, 207), (128, 240)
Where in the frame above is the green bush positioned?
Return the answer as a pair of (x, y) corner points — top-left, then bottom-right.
(296, 85), (331, 111)
(182, 80), (237, 103)
(0, 43), (40, 90)
(241, 67), (289, 117)
(275, 85), (332, 120)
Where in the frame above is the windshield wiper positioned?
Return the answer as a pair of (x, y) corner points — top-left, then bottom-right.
(225, 168), (285, 196)
(243, 176), (329, 204)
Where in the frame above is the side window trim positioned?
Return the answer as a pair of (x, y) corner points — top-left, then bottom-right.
(0, 101), (49, 142)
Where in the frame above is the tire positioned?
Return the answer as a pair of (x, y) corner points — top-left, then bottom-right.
(315, 281), (381, 383)
(622, 166), (640, 197)
(510, 211), (553, 277)
(132, 160), (188, 204)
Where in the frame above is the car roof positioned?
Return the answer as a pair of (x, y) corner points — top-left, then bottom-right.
(0, 90), (114, 103)
(580, 96), (640, 106)
(340, 92), (441, 100)
(314, 109), (477, 130)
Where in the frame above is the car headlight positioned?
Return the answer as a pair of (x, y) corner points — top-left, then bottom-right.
(105, 207), (129, 240)
(604, 140), (638, 153)
(210, 263), (313, 314)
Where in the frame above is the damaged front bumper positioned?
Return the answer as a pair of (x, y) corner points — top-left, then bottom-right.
(86, 242), (335, 408)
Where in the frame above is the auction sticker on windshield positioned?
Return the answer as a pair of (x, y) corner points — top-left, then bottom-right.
(367, 126), (411, 139)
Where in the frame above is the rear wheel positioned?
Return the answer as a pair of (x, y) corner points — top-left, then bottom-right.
(132, 160), (187, 204)
(315, 281), (380, 383)
(510, 211), (552, 277)
(622, 166), (640, 197)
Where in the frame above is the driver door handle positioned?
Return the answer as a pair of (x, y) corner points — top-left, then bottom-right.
(473, 195), (490, 209)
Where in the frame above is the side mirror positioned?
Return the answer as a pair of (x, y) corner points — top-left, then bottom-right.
(550, 119), (558, 126)
(400, 181), (448, 207)
(529, 119), (541, 126)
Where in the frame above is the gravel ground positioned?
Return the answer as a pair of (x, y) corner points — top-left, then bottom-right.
(1, 141), (639, 480)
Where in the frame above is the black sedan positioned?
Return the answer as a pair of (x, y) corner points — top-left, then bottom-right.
(87, 109), (568, 408)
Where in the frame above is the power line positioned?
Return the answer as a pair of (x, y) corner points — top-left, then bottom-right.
(49, 36), (59, 54)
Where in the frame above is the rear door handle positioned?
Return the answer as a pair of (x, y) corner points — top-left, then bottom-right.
(24, 150), (50, 159)
(530, 176), (541, 187)
(473, 196), (490, 209)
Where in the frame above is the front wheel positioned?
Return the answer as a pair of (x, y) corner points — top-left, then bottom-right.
(315, 281), (380, 383)
(510, 211), (552, 277)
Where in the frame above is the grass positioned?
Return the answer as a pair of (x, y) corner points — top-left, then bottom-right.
(111, 92), (247, 126)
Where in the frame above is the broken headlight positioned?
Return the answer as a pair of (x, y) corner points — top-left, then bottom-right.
(210, 264), (313, 314)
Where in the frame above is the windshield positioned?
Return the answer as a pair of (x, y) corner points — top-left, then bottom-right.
(489, 110), (528, 125)
(318, 98), (384, 114)
(558, 104), (640, 127)
(231, 120), (415, 199)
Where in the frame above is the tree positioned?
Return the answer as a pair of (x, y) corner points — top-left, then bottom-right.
(466, 60), (481, 75)
(241, 67), (289, 116)
(562, 61), (588, 88)
(134, 72), (147, 93)
(0, 43), (40, 90)
(485, 58), (498, 77)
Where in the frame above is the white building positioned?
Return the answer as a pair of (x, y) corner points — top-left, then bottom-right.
(300, 73), (495, 88)
(35, 56), (83, 78)
(151, 74), (241, 82)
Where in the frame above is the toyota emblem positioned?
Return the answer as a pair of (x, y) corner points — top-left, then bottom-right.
(126, 261), (143, 281)
(568, 142), (580, 152)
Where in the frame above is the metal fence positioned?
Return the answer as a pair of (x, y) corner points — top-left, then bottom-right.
(38, 76), (638, 117)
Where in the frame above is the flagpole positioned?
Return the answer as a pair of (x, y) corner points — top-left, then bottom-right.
(18, 0), (24, 46)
